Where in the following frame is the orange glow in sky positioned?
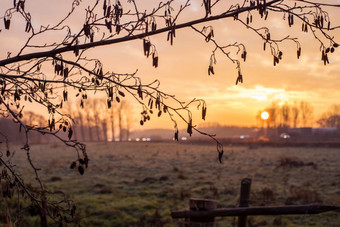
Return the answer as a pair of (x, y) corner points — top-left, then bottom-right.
(1, 0), (340, 130)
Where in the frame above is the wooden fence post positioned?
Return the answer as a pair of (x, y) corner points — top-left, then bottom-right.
(238, 178), (252, 227)
(189, 198), (218, 226)
(171, 178), (340, 225)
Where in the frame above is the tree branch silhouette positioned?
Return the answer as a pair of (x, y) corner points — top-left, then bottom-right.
(0, 0), (339, 225)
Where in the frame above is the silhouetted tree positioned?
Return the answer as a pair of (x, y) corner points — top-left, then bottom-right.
(299, 101), (314, 127)
(267, 101), (279, 129)
(109, 100), (116, 141)
(77, 111), (86, 141)
(317, 104), (340, 129)
(118, 100), (132, 141)
(280, 102), (290, 128)
(85, 106), (94, 142)
(0, 0), (339, 225)
(291, 101), (300, 128)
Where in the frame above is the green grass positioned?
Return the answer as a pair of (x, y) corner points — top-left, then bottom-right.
(1, 142), (340, 226)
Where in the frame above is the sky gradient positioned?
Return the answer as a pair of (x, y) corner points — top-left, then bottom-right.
(1, 0), (340, 131)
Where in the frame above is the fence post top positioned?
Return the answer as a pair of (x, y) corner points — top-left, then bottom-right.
(241, 178), (252, 184)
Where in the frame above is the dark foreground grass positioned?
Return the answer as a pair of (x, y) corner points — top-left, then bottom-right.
(2, 142), (340, 226)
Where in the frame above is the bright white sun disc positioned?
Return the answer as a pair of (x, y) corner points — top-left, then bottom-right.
(261, 111), (269, 120)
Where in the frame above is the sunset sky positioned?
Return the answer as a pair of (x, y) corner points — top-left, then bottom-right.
(1, 0), (340, 131)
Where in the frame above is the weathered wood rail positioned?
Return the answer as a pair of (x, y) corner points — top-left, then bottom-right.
(172, 204), (340, 218)
(171, 178), (340, 227)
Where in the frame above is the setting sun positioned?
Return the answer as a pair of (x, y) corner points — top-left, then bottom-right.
(261, 111), (270, 120)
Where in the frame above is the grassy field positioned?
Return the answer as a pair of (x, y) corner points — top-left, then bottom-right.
(2, 142), (340, 226)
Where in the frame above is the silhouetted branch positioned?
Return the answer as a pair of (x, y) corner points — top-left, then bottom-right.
(0, 0), (283, 66)
(1, 0), (339, 225)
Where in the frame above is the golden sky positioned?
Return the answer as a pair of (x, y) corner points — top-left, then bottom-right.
(1, 0), (340, 130)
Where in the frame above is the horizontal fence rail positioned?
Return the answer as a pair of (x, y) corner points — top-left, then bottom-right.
(171, 204), (340, 219)
(171, 178), (340, 227)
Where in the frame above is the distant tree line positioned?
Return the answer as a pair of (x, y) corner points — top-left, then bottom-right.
(0, 99), (131, 144)
(0, 111), (48, 144)
(257, 101), (340, 130)
(257, 100), (314, 129)
(65, 98), (132, 142)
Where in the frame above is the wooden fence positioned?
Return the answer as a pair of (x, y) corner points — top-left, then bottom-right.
(171, 178), (340, 227)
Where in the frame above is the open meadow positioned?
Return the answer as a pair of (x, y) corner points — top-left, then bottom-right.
(2, 142), (340, 226)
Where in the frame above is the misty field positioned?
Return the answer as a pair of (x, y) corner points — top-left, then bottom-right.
(3, 142), (340, 226)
